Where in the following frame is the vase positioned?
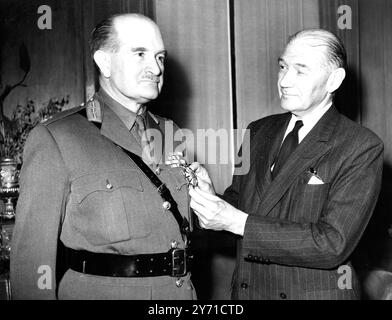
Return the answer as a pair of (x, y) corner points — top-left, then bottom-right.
(0, 157), (19, 220)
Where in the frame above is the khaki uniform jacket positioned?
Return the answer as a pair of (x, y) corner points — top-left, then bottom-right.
(10, 92), (196, 300)
(224, 106), (384, 300)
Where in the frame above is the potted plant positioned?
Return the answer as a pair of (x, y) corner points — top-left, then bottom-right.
(0, 42), (69, 218)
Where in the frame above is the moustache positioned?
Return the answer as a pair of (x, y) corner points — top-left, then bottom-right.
(141, 73), (160, 82)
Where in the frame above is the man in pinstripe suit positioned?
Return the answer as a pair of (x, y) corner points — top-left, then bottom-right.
(187, 29), (384, 299)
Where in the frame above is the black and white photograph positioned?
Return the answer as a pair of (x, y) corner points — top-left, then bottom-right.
(0, 0), (391, 308)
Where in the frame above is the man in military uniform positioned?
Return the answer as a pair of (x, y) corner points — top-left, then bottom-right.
(10, 13), (196, 300)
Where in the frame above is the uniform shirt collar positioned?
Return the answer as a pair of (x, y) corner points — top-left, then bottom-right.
(96, 88), (146, 131)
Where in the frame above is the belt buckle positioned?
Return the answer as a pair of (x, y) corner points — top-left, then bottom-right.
(171, 248), (187, 277)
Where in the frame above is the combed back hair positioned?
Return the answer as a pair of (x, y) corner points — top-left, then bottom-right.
(288, 29), (347, 69)
(89, 13), (156, 57)
(89, 14), (121, 57)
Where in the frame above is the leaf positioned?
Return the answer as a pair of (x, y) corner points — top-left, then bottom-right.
(19, 42), (31, 74)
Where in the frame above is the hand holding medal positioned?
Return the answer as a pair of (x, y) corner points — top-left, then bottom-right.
(166, 152), (215, 195)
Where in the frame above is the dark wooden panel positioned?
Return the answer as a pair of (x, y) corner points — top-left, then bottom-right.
(154, 0), (233, 195)
(359, 0), (392, 164)
(320, 0), (392, 295)
(154, 0), (234, 300)
(1, 0), (85, 116)
(1, 0), (153, 116)
(357, 0), (392, 283)
(319, 0), (361, 122)
(234, 0), (319, 131)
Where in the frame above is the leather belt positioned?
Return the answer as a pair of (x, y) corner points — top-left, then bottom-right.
(66, 247), (193, 277)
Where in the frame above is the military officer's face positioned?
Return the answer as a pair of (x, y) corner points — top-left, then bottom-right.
(108, 17), (166, 108)
(277, 37), (333, 117)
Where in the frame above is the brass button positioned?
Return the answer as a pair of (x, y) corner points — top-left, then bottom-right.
(106, 180), (113, 189)
(171, 240), (179, 248)
(175, 278), (184, 287)
(240, 282), (248, 289)
(280, 292), (287, 299)
(162, 201), (171, 210)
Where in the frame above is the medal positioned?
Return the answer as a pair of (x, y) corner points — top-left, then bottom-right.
(179, 162), (198, 188)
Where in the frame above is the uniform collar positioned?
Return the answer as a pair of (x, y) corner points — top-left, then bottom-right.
(96, 89), (146, 131)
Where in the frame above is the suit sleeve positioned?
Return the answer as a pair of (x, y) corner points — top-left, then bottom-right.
(10, 124), (68, 299)
(241, 134), (384, 269)
(221, 122), (255, 207)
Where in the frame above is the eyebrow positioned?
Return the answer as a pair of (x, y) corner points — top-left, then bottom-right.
(131, 47), (147, 52)
(131, 47), (167, 56)
(278, 58), (310, 70)
(294, 63), (310, 70)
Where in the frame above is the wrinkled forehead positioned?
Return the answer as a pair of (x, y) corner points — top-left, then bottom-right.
(282, 37), (330, 68)
(113, 16), (164, 49)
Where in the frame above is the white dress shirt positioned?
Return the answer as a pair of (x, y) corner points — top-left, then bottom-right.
(271, 102), (332, 172)
(283, 102), (333, 143)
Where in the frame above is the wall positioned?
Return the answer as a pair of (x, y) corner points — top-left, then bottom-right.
(319, 0), (392, 294)
(1, 0), (85, 116)
(0, 0), (153, 118)
(153, 0), (234, 299)
(234, 0), (319, 130)
(154, 0), (234, 194)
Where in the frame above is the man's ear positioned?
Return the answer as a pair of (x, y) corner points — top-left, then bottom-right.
(326, 67), (346, 93)
(93, 50), (111, 78)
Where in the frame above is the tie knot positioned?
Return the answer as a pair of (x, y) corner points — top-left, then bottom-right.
(293, 120), (303, 133)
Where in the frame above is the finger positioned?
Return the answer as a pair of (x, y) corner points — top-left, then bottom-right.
(196, 179), (210, 190)
(165, 157), (187, 166)
(165, 162), (180, 167)
(189, 188), (219, 211)
(196, 216), (207, 229)
(189, 195), (207, 213)
(193, 187), (220, 201)
(191, 206), (208, 227)
(165, 159), (181, 165)
(189, 188), (207, 205)
(188, 162), (201, 172)
(168, 151), (183, 157)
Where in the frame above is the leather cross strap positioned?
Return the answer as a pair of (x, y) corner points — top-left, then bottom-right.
(77, 106), (191, 242)
(115, 144), (191, 242)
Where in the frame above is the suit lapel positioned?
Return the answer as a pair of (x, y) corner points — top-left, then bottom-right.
(255, 114), (291, 201)
(258, 106), (340, 217)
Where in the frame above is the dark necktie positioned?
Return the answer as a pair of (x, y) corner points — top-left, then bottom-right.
(134, 114), (153, 165)
(272, 120), (303, 179)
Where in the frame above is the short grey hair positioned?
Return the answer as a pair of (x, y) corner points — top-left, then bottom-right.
(89, 15), (120, 57)
(288, 29), (347, 69)
(89, 13), (155, 57)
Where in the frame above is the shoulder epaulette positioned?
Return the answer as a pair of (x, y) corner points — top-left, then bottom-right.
(41, 96), (103, 126)
(40, 103), (86, 126)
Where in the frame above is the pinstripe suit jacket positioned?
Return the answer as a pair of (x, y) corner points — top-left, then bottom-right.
(224, 106), (384, 300)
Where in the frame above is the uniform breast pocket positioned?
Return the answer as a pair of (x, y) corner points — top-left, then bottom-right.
(72, 170), (151, 245)
(288, 182), (331, 223)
